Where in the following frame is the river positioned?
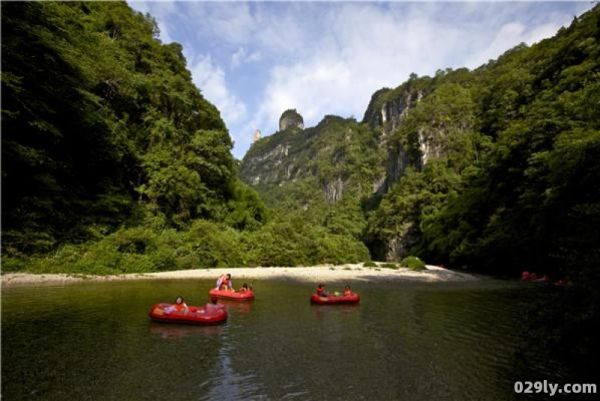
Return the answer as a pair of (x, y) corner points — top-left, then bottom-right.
(0, 278), (580, 400)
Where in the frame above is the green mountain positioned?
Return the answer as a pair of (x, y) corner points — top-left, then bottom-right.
(1, 2), (267, 273)
(240, 5), (600, 277)
(2, 1), (266, 257)
(1, 0), (368, 272)
(2, 2), (598, 278)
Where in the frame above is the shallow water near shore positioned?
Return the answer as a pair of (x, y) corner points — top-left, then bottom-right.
(1, 278), (575, 400)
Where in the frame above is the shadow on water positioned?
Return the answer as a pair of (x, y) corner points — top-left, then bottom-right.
(509, 284), (600, 387)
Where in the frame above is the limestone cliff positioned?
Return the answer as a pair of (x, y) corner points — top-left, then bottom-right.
(240, 115), (385, 206)
(363, 76), (433, 193)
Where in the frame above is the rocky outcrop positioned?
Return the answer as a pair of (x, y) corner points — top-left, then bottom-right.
(383, 147), (410, 192)
(362, 88), (391, 128)
(241, 143), (295, 185)
(324, 177), (344, 203)
(279, 109), (304, 131)
(364, 86), (425, 193)
(363, 83), (426, 136)
(380, 90), (423, 135)
(240, 114), (385, 208)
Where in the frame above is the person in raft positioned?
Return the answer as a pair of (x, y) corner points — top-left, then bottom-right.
(316, 283), (329, 297)
(343, 285), (352, 296)
(238, 283), (251, 293)
(165, 296), (188, 314)
(205, 296), (221, 311)
(216, 274), (233, 291)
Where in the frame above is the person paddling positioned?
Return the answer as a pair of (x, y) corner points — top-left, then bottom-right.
(316, 283), (329, 297)
(216, 274), (233, 291)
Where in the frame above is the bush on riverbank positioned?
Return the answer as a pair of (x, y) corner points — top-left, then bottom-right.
(400, 256), (426, 271)
(3, 219), (370, 275)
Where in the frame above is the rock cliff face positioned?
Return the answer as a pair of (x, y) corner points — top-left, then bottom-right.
(363, 77), (477, 261)
(364, 82), (425, 134)
(240, 114), (385, 207)
(240, 80), (471, 262)
(363, 79), (431, 193)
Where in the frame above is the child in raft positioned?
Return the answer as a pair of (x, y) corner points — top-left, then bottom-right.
(238, 283), (252, 293)
(216, 273), (233, 291)
(343, 285), (352, 296)
(164, 296), (188, 314)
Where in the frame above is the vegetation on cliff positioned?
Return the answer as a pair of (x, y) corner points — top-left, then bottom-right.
(1, 1), (365, 272)
(242, 6), (599, 282)
(367, 8), (600, 279)
(2, 2), (598, 278)
(241, 115), (385, 257)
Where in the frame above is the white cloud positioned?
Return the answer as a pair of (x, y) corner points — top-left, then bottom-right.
(245, 4), (466, 139)
(129, 1), (590, 159)
(244, 3), (576, 149)
(231, 47), (262, 69)
(187, 54), (247, 125)
(156, 19), (173, 43)
(464, 21), (564, 68)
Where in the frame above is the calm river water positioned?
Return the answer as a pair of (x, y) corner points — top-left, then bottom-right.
(1, 278), (578, 400)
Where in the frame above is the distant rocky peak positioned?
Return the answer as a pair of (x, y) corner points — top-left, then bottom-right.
(279, 109), (304, 131)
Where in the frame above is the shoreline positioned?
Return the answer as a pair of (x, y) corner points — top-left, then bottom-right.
(1, 264), (476, 288)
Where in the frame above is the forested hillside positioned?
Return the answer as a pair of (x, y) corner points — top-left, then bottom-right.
(241, 115), (385, 240)
(366, 8), (600, 278)
(1, 1), (366, 273)
(2, 2), (598, 278)
(241, 5), (600, 279)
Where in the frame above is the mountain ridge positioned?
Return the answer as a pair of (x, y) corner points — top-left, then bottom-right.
(240, 5), (600, 274)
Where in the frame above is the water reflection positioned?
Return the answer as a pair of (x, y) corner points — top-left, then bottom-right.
(201, 346), (264, 401)
(148, 322), (224, 340)
(221, 300), (253, 316)
(311, 303), (360, 320)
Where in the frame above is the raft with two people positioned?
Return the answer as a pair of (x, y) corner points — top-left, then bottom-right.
(210, 273), (255, 301)
(148, 296), (227, 325)
(209, 288), (255, 301)
(521, 271), (568, 287)
(311, 283), (360, 305)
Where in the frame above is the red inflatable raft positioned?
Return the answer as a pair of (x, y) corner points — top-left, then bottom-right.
(310, 293), (360, 305)
(209, 288), (255, 301)
(148, 303), (227, 325)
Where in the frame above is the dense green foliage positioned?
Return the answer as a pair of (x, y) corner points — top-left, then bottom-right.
(2, 2), (599, 278)
(1, 1), (261, 253)
(364, 7), (600, 278)
(241, 115), (385, 255)
(3, 216), (368, 274)
(1, 1), (365, 271)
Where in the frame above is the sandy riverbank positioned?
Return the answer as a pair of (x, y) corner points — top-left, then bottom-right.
(1, 264), (476, 287)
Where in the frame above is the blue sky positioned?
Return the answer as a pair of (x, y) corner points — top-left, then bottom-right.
(128, 1), (593, 159)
